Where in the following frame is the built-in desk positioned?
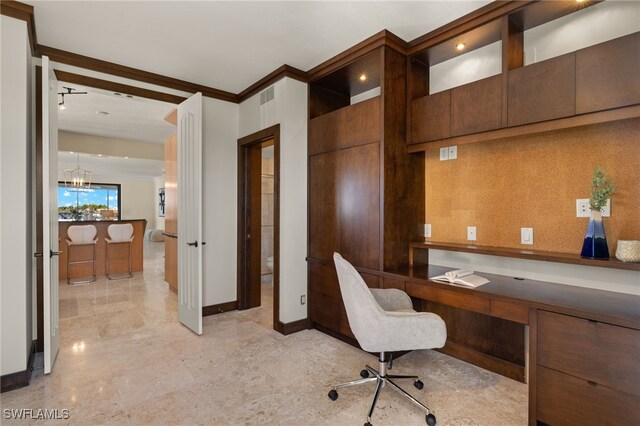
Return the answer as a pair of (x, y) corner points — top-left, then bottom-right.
(383, 264), (640, 425)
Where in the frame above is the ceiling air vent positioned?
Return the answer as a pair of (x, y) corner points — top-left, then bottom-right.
(260, 86), (275, 105)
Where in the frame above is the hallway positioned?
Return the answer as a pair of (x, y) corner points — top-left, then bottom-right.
(1, 242), (527, 425)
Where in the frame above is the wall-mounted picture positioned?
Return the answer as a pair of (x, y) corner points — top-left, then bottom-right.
(158, 187), (165, 217)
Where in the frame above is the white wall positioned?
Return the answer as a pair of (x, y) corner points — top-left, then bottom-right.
(153, 175), (165, 231)
(1, 15), (33, 376)
(201, 98), (240, 306)
(427, 3), (640, 295)
(239, 78), (308, 323)
(524, 1), (640, 65)
(59, 131), (164, 160)
(430, 41), (501, 94)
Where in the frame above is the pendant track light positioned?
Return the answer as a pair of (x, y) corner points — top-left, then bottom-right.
(57, 86), (88, 111)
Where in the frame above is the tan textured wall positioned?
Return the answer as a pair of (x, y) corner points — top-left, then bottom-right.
(261, 157), (275, 274)
(425, 118), (640, 254)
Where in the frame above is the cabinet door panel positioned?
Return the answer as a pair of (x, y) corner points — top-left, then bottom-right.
(337, 143), (380, 270)
(537, 366), (640, 426)
(409, 91), (451, 143)
(451, 75), (502, 136)
(576, 33), (640, 114)
(309, 153), (339, 262)
(508, 53), (575, 126)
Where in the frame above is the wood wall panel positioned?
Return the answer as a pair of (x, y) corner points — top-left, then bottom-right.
(164, 235), (177, 293)
(308, 97), (380, 156)
(576, 32), (640, 115)
(59, 220), (145, 279)
(424, 119), (640, 253)
(309, 142), (380, 269)
(451, 75), (502, 136)
(409, 90), (451, 143)
(508, 53), (575, 127)
(164, 134), (177, 235)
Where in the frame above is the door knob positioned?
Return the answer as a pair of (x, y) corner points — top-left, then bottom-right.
(187, 241), (198, 247)
(50, 250), (61, 257)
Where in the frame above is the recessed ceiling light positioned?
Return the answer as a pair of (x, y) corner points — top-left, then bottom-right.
(113, 92), (122, 96)
(125, 95), (134, 99)
(98, 154), (102, 157)
(69, 151), (74, 154)
(456, 42), (466, 51)
(124, 156), (129, 159)
(96, 111), (110, 115)
(359, 74), (367, 82)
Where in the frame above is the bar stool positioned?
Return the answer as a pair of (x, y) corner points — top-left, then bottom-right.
(105, 223), (134, 280)
(66, 225), (98, 284)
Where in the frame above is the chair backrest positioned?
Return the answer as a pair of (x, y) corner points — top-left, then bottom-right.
(333, 253), (385, 344)
(67, 225), (97, 244)
(107, 223), (134, 242)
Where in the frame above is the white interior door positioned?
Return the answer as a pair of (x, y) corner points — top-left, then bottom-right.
(177, 92), (203, 334)
(42, 56), (60, 373)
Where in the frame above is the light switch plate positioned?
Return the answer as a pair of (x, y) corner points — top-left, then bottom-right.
(521, 227), (533, 245)
(424, 224), (431, 238)
(467, 226), (477, 241)
(448, 145), (457, 160)
(439, 147), (449, 161)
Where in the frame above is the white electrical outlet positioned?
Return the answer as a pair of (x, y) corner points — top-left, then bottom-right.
(521, 227), (533, 245)
(448, 145), (457, 160)
(577, 198), (611, 217)
(467, 226), (477, 241)
(439, 147), (449, 161)
(424, 224), (432, 238)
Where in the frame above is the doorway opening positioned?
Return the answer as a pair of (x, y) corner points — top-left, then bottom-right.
(237, 125), (280, 331)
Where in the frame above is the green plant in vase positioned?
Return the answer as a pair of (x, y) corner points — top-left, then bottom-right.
(580, 166), (614, 259)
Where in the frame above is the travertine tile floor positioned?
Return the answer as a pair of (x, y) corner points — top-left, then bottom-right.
(1, 241), (527, 425)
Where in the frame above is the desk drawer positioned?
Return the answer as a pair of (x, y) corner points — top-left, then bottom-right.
(406, 282), (490, 314)
(537, 366), (640, 426)
(538, 310), (640, 397)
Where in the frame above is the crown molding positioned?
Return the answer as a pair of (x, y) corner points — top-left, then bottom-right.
(0, 0), (37, 55)
(238, 65), (307, 103)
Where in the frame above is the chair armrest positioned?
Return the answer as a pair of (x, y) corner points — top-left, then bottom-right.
(370, 288), (413, 312)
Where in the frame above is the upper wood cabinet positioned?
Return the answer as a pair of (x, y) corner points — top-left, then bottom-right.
(409, 90), (450, 143)
(508, 53), (576, 127)
(576, 32), (640, 115)
(451, 75), (502, 136)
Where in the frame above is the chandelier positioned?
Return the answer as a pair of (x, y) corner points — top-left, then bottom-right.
(64, 154), (93, 189)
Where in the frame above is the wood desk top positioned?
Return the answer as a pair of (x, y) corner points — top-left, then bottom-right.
(385, 265), (640, 329)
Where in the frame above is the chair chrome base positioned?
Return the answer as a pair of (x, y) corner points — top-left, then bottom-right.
(328, 352), (437, 426)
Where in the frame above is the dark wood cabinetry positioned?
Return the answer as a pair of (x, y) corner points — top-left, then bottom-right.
(576, 32), (640, 114)
(451, 74), (502, 136)
(535, 310), (640, 425)
(307, 44), (424, 341)
(508, 53), (576, 127)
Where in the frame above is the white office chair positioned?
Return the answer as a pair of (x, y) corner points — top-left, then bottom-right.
(66, 225), (98, 284)
(329, 253), (447, 426)
(105, 223), (134, 280)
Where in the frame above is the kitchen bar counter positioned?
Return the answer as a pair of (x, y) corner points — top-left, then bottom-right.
(58, 219), (147, 280)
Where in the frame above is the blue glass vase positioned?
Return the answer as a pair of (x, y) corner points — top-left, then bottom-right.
(580, 211), (609, 259)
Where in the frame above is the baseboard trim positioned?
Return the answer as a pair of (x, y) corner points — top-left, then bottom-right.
(202, 300), (238, 317)
(275, 318), (310, 335)
(1, 341), (36, 393)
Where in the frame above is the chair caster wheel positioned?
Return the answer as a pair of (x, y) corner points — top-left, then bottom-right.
(328, 389), (338, 401)
(360, 369), (370, 378)
(414, 379), (424, 390)
(426, 413), (436, 426)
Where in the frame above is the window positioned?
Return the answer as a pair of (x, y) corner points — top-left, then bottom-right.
(58, 182), (121, 221)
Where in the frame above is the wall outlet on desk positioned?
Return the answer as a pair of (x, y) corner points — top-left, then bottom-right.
(424, 224), (431, 238)
(467, 226), (477, 241)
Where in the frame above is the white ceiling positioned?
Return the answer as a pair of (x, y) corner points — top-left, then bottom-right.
(30, 1), (490, 94)
(57, 81), (176, 144)
(58, 151), (164, 180)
